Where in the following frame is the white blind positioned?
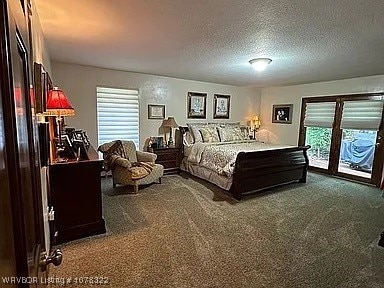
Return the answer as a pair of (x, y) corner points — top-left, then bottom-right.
(341, 100), (383, 130)
(97, 87), (139, 148)
(304, 102), (336, 128)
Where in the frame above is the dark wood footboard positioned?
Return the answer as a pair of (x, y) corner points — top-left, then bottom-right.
(178, 126), (310, 200)
(231, 146), (310, 200)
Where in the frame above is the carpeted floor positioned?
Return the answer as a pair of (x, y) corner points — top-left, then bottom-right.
(50, 172), (384, 288)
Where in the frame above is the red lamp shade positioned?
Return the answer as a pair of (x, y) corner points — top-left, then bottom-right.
(45, 87), (75, 117)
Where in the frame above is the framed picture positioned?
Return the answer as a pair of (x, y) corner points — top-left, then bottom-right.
(59, 134), (77, 159)
(81, 131), (90, 148)
(272, 104), (293, 124)
(187, 92), (207, 119)
(148, 104), (165, 119)
(149, 136), (164, 149)
(33, 63), (44, 113)
(73, 129), (90, 148)
(33, 62), (51, 114)
(213, 94), (230, 119)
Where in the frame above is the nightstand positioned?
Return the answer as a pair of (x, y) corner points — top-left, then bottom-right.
(152, 147), (180, 175)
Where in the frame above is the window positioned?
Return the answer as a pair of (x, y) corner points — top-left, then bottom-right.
(97, 87), (139, 148)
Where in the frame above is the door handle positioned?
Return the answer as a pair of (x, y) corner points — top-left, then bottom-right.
(40, 248), (63, 271)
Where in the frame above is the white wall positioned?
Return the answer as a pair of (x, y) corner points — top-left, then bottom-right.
(51, 62), (261, 149)
(31, 0), (51, 73)
(260, 75), (384, 145)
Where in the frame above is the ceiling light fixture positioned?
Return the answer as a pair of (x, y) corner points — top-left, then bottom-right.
(249, 58), (272, 72)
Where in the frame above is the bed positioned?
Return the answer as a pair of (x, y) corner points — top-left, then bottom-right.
(178, 124), (310, 200)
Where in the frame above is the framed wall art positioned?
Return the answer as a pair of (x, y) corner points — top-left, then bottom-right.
(33, 62), (51, 114)
(213, 94), (230, 119)
(272, 104), (293, 124)
(187, 92), (207, 119)
(148, 104), (165, 119)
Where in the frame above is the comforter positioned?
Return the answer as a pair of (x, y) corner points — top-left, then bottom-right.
(186, 140), (291, 177)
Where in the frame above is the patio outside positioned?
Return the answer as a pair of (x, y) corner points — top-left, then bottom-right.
(305, 127), (375, 179)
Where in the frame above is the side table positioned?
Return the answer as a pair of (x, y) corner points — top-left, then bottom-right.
(151, 147), (180, 175)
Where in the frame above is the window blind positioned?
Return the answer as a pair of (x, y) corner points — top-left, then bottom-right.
(97, 87), (139, 148)
(341, 100), (384, 130)
(304, 102), (336, 128)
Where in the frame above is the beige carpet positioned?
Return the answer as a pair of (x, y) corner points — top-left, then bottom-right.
(50, 172), (384, 288)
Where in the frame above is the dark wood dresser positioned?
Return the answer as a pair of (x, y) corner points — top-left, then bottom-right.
(152, 147), (180, 175)
(48, 146), (106, 244)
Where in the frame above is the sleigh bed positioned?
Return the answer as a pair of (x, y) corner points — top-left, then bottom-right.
(178, 125), (310, 200)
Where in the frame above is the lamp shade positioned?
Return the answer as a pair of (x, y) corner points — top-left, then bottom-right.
(45, 87), (75, 117)
(252, 115), (261, 128)
(161, 116), (179, 128)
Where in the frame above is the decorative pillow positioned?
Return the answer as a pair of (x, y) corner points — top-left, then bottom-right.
(223, 122), (241, 127)
(199, 126), (220, 143)
(239, 125), (250, 140)
(217, 126), (245, 142)
(187, 123), (207, 143)
(183, 131), (194, 147)
(98, 140), (127, 171)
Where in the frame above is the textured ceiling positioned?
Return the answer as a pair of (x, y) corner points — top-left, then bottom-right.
(35, 0), (384, 87)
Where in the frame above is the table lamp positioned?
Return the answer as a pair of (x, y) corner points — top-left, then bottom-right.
(252, 115), (261, 139)
(160, 116), (179, 147)
(44, 87), (75, 156)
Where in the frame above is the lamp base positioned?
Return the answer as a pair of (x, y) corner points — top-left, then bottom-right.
(167, 140), (174, 147)
(167, 135), (174, 147)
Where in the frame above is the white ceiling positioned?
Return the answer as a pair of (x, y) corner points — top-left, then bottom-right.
(35, 0), (384, 87)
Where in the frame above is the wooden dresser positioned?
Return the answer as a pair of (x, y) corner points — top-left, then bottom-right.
(152, 147), (180, 175)
(48, 146), (106, 244)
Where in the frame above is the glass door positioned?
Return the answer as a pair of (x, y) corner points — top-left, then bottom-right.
(302, 101), (336, 171)
(299, 94), (384, 187)
(336, 99), (384, 182)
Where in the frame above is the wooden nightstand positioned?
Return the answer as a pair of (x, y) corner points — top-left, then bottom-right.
(152, 147), (180, 175)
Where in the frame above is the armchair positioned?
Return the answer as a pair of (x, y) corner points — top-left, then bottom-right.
(98, 140), (164, 193)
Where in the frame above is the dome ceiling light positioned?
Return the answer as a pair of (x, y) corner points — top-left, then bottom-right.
(249, 58), (272, 72)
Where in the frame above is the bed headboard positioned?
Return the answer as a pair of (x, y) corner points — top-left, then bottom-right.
(177, 126), (189, 156)
(178, 126), (189, 134)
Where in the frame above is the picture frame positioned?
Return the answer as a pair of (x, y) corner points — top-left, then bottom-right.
(81, 131), (90, 148)
(272, 104), (293, 124)
(33, 63), (44, 114)
(59, 134), (77, 159)
(213, 94), (230, 119)
(33, 62), (51, 114)
(73, 129), (90, 149)
(149, 136), (164, 149)
(148, 104), (165, 119)
(187, 92), (207, 119)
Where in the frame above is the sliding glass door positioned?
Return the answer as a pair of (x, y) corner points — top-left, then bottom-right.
(303, 102), (336, 170)
(299, 94), (384, 187)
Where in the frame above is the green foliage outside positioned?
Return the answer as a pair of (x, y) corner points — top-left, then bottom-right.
(305, 128), (376, 159)
(305, 127), (331, 158)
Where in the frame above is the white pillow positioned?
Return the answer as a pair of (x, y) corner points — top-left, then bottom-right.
(187, 123), (207, 143)
(199, 126), (220, 143)
(183, 131), (194, 147)
(217, 126), (245, 142)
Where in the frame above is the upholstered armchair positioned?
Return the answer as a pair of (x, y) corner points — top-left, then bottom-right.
(98, 140), (164, 193)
